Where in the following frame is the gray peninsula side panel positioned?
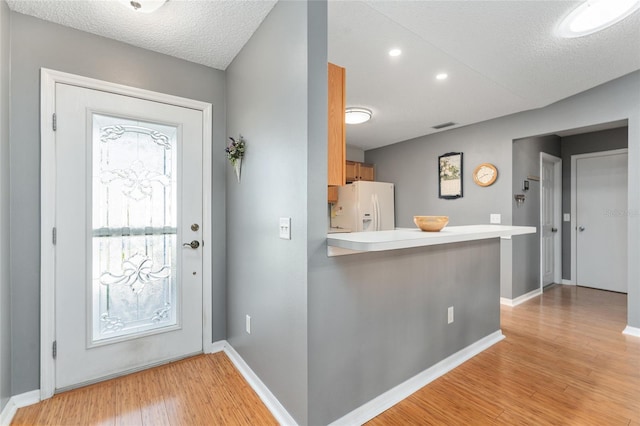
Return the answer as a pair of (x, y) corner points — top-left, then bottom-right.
(308, 239), (500, 425)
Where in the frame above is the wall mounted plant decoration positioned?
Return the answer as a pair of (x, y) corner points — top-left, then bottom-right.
(438, 152), (463, 199)
(226, 135), (246, 182)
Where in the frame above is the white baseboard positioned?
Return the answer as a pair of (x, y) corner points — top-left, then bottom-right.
(623, 326), (640, 338)
(0, 400), (17, 426)
(9, 390), (40, 408)
(500, 288), (541, 307)
(499, 297), (512, 306)
(561, 279), (575, 285)
(328, 330), (505, 426)
(0, 390), (40, 426)
(223, 343), (297, 426)
(204, 339), (227, 354)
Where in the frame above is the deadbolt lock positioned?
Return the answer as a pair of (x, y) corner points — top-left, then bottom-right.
(191, 223), (199, 232)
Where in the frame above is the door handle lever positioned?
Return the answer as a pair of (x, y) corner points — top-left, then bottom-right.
(551, 228), (558, 233)
(578, 226), (585, 232)
(183, 240), (200, 249)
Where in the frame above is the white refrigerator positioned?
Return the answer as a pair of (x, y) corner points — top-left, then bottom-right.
(331, 181), (395, 232)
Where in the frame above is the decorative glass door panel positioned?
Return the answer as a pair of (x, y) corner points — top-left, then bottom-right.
(91, 113), (179, 343)
(55, 82), (202, 391)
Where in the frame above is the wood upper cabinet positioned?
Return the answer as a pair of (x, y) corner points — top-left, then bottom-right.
(328, 63), (346, 188)
(327, 186), (339, 204)
(359, 163), (375, 181)
(345, 160), (357, 182)
(346, 161), (375, 182)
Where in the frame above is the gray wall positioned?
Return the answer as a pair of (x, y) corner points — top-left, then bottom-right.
(225, 1), (328, 422)
(366, 124), (509, 228)
(308, 240), (501, 425)
(366, 71), (640, 323)
(9, 12), (227, 395)
(346, 145), (365, 162)
(560, 127), (628, 280)
(512, 135), (561, 296)
(0, 0), (11, 411)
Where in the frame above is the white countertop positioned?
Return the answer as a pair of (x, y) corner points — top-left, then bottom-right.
(327, 225), (536, 256)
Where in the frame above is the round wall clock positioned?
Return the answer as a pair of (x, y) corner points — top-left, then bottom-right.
(473, 163), (498, 187)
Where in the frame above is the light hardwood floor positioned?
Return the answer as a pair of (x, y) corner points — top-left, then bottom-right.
(12, 353), (277, 425)
(13, 285), (640, 425)
(368, 285), (640, 425)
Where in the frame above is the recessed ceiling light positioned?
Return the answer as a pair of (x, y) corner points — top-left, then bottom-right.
(557, 0), (640, 38)
(118, 0), (168, 13)
(389, 49), (402, 57)
(345, 108), (372, 125)
(436, 73), (448, 80)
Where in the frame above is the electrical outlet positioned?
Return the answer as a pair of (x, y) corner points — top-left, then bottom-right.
(448, 306), (454, 324)
(245, 315), (251, 334)
(279, 217), (291, 240)
(564, 213), (571, 222)
(490, 214), (501, 224)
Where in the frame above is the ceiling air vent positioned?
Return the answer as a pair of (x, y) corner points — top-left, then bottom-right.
(432, 122), (456, 130)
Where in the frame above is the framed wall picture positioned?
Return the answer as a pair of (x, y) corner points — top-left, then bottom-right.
(439, 152), (463, 199)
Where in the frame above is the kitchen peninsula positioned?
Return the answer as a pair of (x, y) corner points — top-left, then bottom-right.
(311, 224), (535, 424)
(327, 224), (535, 255)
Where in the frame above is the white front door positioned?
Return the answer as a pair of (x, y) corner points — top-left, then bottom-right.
(576, 151), (628, 293)
(54, 83), (204, 390)
(540, 154), (561, 287)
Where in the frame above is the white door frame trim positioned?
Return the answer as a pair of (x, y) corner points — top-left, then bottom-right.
(570, 148), (628, 286)
(539, 153), (562, 290)
(40, 68), (213, 399)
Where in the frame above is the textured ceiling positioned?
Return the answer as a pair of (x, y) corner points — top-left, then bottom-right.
(329, 1), (640, 149)
(6, 0), (640, 150)
(5, 0), (277, 70)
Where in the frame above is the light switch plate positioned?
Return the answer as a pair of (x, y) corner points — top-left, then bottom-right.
(490, 214), (501, 224)
(564, 213), (571, 222)
(279, 217), (291, 240)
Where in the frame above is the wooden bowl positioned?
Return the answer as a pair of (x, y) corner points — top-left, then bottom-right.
(413, 216), (449, 232)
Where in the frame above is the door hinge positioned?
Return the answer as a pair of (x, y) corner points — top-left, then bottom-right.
(52, 227), (57, 245)
(52, 341), (57, 359)
(52, 113), (57, 131)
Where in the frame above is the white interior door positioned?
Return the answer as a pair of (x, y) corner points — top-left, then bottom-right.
(540, 154), (561, 287)
(576, 151), (627, 293)
(54, 83), (204, 390)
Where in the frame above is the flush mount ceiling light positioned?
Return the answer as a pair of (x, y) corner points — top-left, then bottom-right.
(345, 108), (372, 125)
(388, 49), (402, 57)
(118, 0), (168, 13)
(557, 0), (640, 38)
(436, 73), (448, 80)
